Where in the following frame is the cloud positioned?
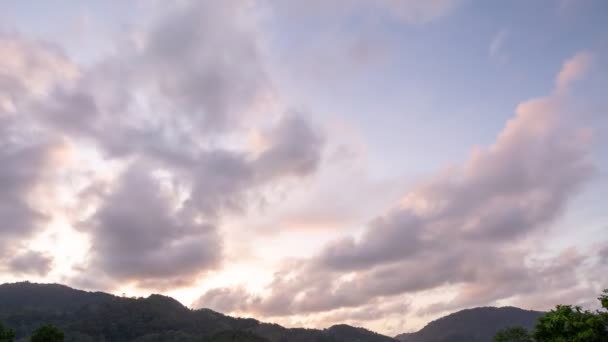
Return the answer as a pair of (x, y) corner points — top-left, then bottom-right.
(378, 0), (464, 24)
(7, 250), (53, 276)
(318, 93), (592, 271)
(0, 1), (325, 290)
(131, 1), (271, 133)
(600, 243), (608, 263)
(75, 115), (323, 289)
(0, 143), (50, 245)
(273, 0), (464, 24)
(196, 50), (596, 319)
(556, 50), (594, 94)
(0, 36), (104, 278)
(83, 162), (223, 288)
(253, 114), (325, 181)
(192, 286), (255, 313)
(489, 29), (509, 61)
(33, 1), (272, 158)
(0, 32), (78, 112)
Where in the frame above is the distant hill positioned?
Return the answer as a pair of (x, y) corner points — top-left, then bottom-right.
(395, 306), (544, 342)
(0, 282), (397, 342)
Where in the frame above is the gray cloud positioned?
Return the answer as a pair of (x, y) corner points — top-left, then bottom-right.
(7, 250), (53, 276)
(0, 32), (77, 273)
(1, 1), (325, 291)
(1, 118), (63, 260)
(269, 0), (464, 25)
(195, 53), (596, 318)
(253, 114), (325, 181)
(12, 1), (324, 290)
(314, 97), (592, 276)
(30, 1), (271, 161)
(600, 244), (608, 263)
(192, 286), (255, 313)
(80, 110), (324, 289)
(84, 162), (222, 287)
(135, 1), (269, 133)
(0, 143), (49, 243)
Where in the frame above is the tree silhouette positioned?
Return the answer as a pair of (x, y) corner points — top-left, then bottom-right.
(493, 326), (532, 342)
(0, 322), (16, 342)
(30, 325), (64, 342)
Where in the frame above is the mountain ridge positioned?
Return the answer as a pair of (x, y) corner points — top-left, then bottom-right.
(395, 306), (544, 342)
(0, 282), (543, 342)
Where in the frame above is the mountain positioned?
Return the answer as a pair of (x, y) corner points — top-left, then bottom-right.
(395, 306), (544, 342)
(0, 282), (397, 342)
(0, 282), (545, 342)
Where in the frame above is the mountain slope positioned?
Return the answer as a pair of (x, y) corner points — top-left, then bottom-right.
(395, 306), (544, 342)
(0, 282), (397, 342)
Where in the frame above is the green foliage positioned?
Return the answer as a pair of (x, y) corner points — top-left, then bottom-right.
(493, 326), (532, 342)
(492, 289), (608, 342)
(30, 325), (64, 342)
(600, 289), (608, 311)
(533, 305), (608, 342)
(0, 322), (16, 342)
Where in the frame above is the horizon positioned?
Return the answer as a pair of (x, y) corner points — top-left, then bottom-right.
(0, 0), (607, 336)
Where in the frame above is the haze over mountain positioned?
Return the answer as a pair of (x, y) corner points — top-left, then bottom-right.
(0, 282), (543, 342)
(1, 0), (607, 336)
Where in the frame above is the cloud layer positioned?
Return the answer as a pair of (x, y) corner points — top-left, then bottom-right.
(0, 0), (606, 336)
(194, 50), (599, 326)
(0, 1), (324, 289)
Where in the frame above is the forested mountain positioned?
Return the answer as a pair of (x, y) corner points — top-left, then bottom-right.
(0, 282), (546, 342)
(395, 306), (544, 342)
(0, 282), (396, 342)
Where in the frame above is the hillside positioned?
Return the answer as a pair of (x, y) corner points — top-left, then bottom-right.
(0, 282), (397, 342)
(0, 282), (545, 342)
(395, 306), (544, 342)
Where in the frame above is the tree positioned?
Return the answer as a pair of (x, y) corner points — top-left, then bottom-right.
(493, 326), (532, 342)
(493, 289), (608, 342)
(0, 322), (16, 342)
(532, 304), (607, 342)
(600, 289), (608, 311)
(30, 325), (64, 342)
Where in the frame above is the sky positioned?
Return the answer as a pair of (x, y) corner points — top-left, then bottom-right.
(0, 0), (607, 336)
